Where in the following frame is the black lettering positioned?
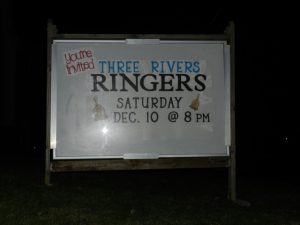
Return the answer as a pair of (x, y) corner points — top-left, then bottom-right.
(167, 98), (175, 108)
(132, 97), (139, 109)
(116, 98), (123, 109)
(194, 74), (206, 91)
(159, 74), (174, 91)
(129, 112), (137, 123)
(159, 97), (167, 108)
(114, 112), (121, 122)
(124, 98), (132, 109)
(176, 74), (193, 91)
(121, 112), (128, 123)
(120, 73), (140, 92)
(110, 74), (118, 91)
(151, 97), (158, 108)
(91, 74), (109, 91)
(140, 74), (158, 91)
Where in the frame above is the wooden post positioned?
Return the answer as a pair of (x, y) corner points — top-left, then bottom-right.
(45, 148), (51, 185)
(45, 20), (57, 186)
(228, 146), (236, 201)
(226, 21), (236, 202)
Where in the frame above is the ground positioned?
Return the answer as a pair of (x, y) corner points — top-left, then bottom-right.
(0, 157), (299, 225)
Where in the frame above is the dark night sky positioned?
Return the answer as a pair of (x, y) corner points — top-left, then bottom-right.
(1, 2), (297, 175)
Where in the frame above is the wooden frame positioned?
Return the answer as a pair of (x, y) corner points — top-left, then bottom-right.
(45, 21), (236, 201)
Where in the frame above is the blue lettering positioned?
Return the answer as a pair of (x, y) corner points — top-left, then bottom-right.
(177, 61), (183, 73)
(98, 61), (106, 73)
(133, 61), (139, 73)
(151, 61), (159, 73)
(125, 61), (131, 73)
(193, 61), (200, 73)
(167, 61), (176, 73)
(184, 61), (192, 73)
(160, 61), (165, 73)
(117, 61), (125, 73)
(107, 61), (115, 73)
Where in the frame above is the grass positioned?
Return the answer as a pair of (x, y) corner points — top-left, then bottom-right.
(0, 158), (299, 225)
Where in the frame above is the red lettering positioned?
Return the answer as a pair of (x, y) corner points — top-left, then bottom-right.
(64, 49), (95, 75)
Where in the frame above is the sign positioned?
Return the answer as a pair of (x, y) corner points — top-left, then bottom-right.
(50, 40), (231, 159)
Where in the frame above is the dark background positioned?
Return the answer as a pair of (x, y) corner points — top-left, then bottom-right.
(1, 2), (297, 177)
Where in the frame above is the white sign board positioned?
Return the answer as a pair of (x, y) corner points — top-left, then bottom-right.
(50, 39), (231, 159)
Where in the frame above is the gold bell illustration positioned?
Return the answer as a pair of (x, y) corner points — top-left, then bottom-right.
(92, 96), (108, 121)
(189, 94), (200, 111)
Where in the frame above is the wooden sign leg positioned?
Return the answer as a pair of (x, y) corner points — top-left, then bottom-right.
(45, 148), (52, 186)
(228, 146), (236, 201)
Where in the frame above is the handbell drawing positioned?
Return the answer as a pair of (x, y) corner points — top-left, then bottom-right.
(189, 94), (200, 111)
(93, 96), (108, 121)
